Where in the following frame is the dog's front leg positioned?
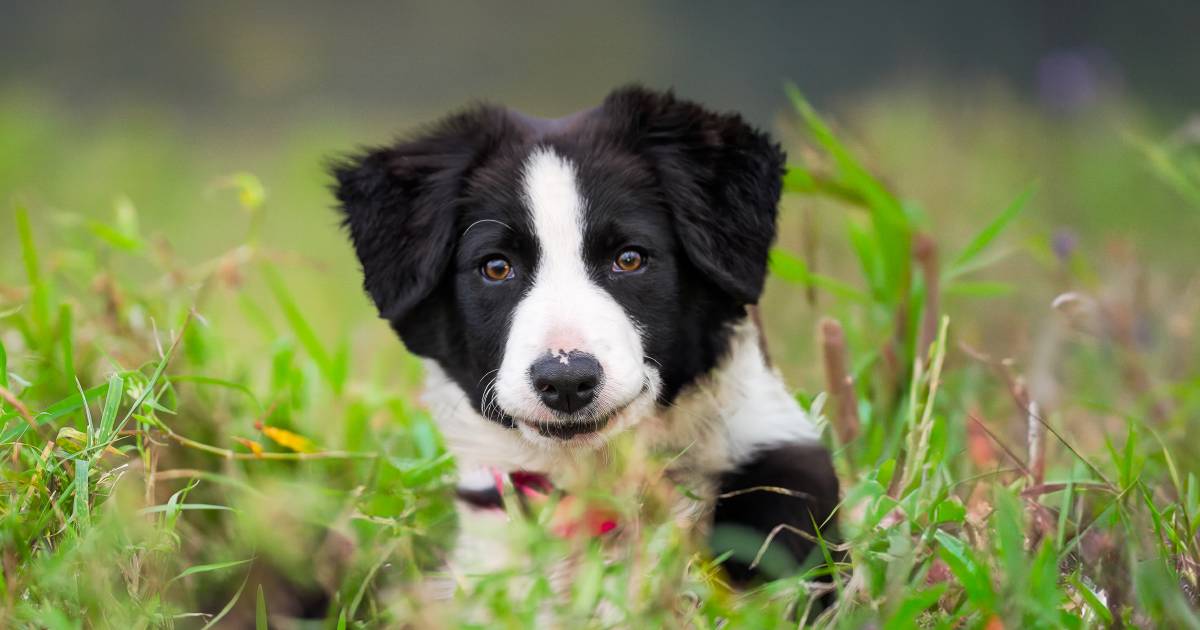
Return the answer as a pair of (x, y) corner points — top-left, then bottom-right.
(710, 442), (840, 588)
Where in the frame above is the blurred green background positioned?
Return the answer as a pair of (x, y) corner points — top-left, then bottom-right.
(3, 1), (1198, 387)
(3, 3), (1200, 625)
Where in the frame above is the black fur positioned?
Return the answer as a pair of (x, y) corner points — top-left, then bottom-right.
(600, 87), (785, 304)
(331, 85), (785, 417)
(712, 443), (840, 586)
(332, 86), (837, 591)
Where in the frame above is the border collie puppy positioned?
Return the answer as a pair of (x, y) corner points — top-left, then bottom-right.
(332, 85), (839, 590)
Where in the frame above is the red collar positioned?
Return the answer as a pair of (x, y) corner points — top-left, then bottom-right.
(456, 469), (618, 538)
(497, 469), (555, 500)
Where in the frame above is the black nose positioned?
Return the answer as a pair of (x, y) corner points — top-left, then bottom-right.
(529, 352), (602, 413)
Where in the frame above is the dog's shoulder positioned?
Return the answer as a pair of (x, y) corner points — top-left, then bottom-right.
(655, 317), (822, 471)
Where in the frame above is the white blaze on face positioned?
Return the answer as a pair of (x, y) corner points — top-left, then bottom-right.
(494, 148), (652, 437)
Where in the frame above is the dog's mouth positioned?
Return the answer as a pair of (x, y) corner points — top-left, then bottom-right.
(522, 415), (614, 440)
(500, 381), (654, 443)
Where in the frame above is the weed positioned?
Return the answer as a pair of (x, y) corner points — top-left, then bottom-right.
(1, 89), (1197, 627)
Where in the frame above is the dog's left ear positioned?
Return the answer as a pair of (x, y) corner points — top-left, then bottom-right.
(603, 86), (785, 304)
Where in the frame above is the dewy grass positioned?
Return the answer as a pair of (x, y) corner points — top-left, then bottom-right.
(1, 90), (1199, 628)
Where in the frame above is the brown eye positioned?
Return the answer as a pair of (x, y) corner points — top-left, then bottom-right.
(481, 257), (513, 282)
(612, 249), (644, 273)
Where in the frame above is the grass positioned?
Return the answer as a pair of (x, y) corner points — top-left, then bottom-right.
(2, 86), (1199, 627)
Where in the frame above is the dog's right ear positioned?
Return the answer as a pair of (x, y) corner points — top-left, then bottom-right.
(331, 106), (515, 327)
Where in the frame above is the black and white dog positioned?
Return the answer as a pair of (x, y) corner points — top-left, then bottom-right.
(332, 86), (839, 588)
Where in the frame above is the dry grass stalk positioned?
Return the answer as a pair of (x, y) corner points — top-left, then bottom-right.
(967, 413), (1032, 478)
(802, 204), (819, 306)
(748, 305), (772, 367)
(1104, 296), (1173, 423)
(913, 233), (941, 355)
(966, 405), (999, 471)
(0, 384), (43, 438)
(1026, 399), (1046, 486)
(890, 292), (910, 387)
(820, 318), (860, 444)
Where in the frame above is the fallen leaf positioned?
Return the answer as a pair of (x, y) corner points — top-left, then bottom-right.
(233, 436), (264, 457)
(254, 422), (316, 453)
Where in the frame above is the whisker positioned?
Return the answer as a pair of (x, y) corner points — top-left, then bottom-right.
(478, 373), (504, 422)
(462, 219), (514, 237)
(477, 368), (500, 387)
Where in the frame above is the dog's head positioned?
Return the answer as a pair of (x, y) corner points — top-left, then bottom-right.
(332, 86), (783, 447)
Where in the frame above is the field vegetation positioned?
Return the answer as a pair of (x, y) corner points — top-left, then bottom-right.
(1, 85), (1198, 627)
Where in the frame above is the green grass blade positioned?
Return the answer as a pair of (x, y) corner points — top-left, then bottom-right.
(86, 219), (143, 252)
(770, 248), (869, 303)
(169, 375), (262, 410)
(0, 336), (7, 389)
(76, 376), (94, 447)
(1070, 574), (1114, 625)
(113, 312), (191, 436)
(73, 459), (90, 533)
(200, 571), (250, 630)
(948, 183), (1036, 276)
(256, 584), (268, 630)
(884, 584), (947, 630)
(943, 247), (1015, 282)
(172, 558), (254, 582)
(1, 384), (106, 442)
(58, 303), (74, 379)
(784, 84), (908, 230)
(96, 374), (125, 445)
(992, 489), (1027, 585)
(1126, 132), (1200, 207)
(783, 163), (816, 193)
(934, 529), (994, 612)
(261, 263), (342, 393)
(846, 218), (887, 300)
(785, 83), (911, 303)
(137, 503), (235, 516)
(783, 166), (869, 205)
(14, 202), (51, 337)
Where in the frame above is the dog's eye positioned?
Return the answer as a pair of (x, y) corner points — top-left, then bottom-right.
(481, 257), (514, 282)
(612, 249), (645, 273)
